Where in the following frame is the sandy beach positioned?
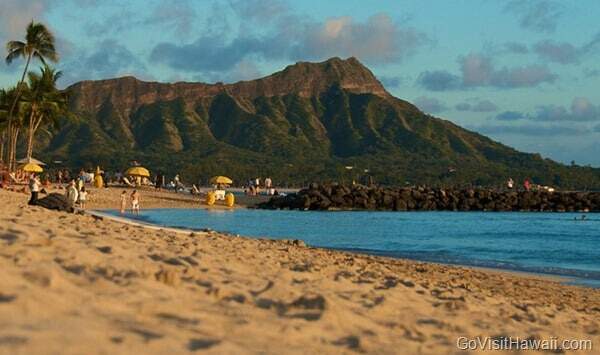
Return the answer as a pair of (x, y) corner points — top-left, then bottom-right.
(1, 188), (599, 354)
(4, 184), (271, 210)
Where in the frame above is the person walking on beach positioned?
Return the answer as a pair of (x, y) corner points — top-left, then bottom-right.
(120, 191), (128, 214)
(174, 174), (183, 192)
(155, 171), (164, 190)
(65, 180), (79, 208)
(28, 174), (41, 205)
(131, 190), (140, 215)
(78, 187), (88, 209)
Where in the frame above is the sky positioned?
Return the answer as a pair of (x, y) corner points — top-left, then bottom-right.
(1, 0), (600, 166)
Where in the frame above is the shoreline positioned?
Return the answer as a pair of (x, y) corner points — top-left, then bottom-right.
(89, 208), (592, 288)
(2, 188), (599, 354)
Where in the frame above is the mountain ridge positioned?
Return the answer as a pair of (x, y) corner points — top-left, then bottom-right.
(35, 57), (600, 188)
(66, 57), (390, 114)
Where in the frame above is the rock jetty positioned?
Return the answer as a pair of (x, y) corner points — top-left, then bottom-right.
(257, 183), (600, 212)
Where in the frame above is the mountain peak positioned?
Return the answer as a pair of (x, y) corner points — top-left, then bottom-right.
(66, 57), (389, 113)
(264, 57), (387, 97)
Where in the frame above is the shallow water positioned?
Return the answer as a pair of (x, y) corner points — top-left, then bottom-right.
(102, 209), (600, 287)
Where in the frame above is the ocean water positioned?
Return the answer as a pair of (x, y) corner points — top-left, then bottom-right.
(102, 209), (600, 287)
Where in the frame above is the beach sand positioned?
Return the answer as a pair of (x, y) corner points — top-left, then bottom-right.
(11, 185), (271, 209)
(1, 188), (599, 354)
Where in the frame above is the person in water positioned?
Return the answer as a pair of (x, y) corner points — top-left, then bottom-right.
(131, 190), (140, 215)
(120, 191), (128, 214)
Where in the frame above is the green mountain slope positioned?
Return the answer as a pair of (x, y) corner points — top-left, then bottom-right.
(36, 57), (600, 188)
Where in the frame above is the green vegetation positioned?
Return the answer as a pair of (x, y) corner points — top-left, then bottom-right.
(36, 82), (600, 189)
(1, 21), (60, 170)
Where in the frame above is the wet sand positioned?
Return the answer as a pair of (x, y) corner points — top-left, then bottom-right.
(1, 188), (599, 354)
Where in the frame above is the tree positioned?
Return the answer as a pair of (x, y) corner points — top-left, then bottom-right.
(5, 21), (58, 170)
(0, 88), (26, 168)
(21, 65), (67, 159)
(0, 98), (6, 164)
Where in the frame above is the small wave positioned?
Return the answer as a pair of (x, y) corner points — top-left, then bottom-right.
(336, 247), (600, 285)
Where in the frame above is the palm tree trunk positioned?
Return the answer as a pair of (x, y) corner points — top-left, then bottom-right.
(0, 131), (5, 164)
(26, 108), (36, 159)
(7, 52), (32, 172)
(10, 127), (19, 170)
(29, 114), (45, 160)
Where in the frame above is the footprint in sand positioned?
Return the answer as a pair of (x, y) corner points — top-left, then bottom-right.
(96, 246), (112, 254)
(331, 335), (362, 351)
(155, 313), (200, 326)
(0, 233), (19, 244)
(0, 335), (28, 347)
(0, 294), (17, 303)
(255, 293), (327, 321)
(187, 338), (221, 351)
(127, 327), (163, 342)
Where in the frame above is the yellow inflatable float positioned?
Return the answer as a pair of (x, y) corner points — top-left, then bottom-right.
(93, 166), (103, 188)
(225, 192), (235, 207)
(206, 191), (216, 206)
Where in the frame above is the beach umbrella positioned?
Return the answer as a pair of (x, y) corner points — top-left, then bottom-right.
(22, 163), (44, 173)
(17, 157), (46, 166)
(210, 176), (233, 185)
(125, 166), (150, 177)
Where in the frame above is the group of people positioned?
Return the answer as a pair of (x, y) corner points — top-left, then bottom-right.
(28, 174), (87, 207)
(506, 177), (532, 191)
(246, 177), (276, 196)
(64, 179), (89, 209)
(154, 172), (184, 192)
(120, 190), (140, 215)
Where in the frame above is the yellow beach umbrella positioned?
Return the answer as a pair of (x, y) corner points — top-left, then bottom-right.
(22, 163), (43, 173)
(125, 166), (150, 177)
(210, 176), (233, 185)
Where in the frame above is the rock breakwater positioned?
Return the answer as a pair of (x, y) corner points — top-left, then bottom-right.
(258, 184), (600, 212)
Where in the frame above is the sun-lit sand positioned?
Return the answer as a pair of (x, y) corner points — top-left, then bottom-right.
(1, 188), (599, 354)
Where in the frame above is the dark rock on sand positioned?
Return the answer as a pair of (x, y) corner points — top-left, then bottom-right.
(34, 193), (74, 212)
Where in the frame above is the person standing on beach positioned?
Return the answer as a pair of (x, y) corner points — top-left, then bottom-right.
(65, 180), (79, 208)
(78, 187), (88, 209)
(174, 174), (182, 192)
(131, 190), (140, 214)
(155, 171), (163, 190)
(524, 178), (531, 191)
(28, 174), (41, 205)
(507, 177), (514, 189)
(120, 191), (128, 214)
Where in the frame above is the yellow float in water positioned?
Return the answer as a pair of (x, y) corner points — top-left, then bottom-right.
(206, 191), (216, 206)
(225, 192), (235, 207)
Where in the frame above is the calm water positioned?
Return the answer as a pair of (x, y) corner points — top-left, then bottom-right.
(102, 209), (600, 287)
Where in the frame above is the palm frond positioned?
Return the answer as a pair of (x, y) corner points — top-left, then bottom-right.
(5, 41), (26, 64)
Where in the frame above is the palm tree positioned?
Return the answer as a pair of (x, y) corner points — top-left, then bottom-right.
(0, 100), (6, 164)
(0, 88), (26, 169)
(5, 21), (58, 170)
(21, 65), (67, 159)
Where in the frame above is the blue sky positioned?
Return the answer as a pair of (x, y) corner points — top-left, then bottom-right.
(1, 0), (600, 166)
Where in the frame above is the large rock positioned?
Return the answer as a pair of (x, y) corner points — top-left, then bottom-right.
(256, 184), (600, 212)
(35, 193), (74, 212)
